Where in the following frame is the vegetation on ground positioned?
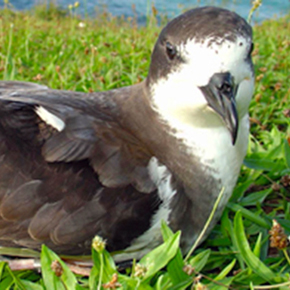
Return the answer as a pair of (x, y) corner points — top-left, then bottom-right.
(0, 1), (289, 289)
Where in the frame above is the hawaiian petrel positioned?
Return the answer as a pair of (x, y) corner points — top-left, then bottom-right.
(0, 6), (254, 261)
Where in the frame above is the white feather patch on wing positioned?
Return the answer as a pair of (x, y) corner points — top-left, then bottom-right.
(148, 157), (176, 201)
(113, 157), (177, 262)
(35, 106), (65, 132)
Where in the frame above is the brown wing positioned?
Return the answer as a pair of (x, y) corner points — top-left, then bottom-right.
(0, 81), (159, 255)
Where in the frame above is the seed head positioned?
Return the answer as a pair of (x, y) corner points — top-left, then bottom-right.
(92, 235), (106, 253)
(269, 219), (289, 250)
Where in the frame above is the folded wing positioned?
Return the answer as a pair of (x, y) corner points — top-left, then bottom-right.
(0, 81), (159, 255)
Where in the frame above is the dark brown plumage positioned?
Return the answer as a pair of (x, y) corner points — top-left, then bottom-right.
(0, 81), (163, 255)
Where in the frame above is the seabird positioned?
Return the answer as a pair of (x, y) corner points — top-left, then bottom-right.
(0, 6), (254, 261)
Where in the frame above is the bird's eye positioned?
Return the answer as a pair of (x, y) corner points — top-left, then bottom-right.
(166, 41), (177, 60)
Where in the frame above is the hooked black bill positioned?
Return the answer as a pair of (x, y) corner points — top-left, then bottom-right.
(200, 72), (239, 145)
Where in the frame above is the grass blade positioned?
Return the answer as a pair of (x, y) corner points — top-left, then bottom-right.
(233, 211), (281, 284)
(228, 202), (270, 229)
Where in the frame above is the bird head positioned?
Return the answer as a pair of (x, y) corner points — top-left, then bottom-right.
(147, 6), (254, 145)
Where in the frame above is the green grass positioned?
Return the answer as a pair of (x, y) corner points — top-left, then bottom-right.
(0, 2), (290, 289)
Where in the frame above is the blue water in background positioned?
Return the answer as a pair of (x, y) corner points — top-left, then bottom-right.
(2, 0), (290, 24)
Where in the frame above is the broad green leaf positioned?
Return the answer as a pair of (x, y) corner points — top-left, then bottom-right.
(5, 265), (27, 290)
(167, 278), (193, 290)
(244, 155), (279, 171)
(40, 246), (65, 290)
(161, 222), (188, 285)
(76, 284), (87, 290)
(221, 210), (245, 269)
(20, 280), (44, 290)
(41, 245), (80, 290)
(0, 247), (40, 258)
(166, 250), (187, 286)
(139, 231), (181, 280)
(153, 273), (171, 290)
(89, 248), (116, 289)
(209, 277), (234, 290)
(188, 249), (211, 272)
(138, 283), (154, 290)
(233, 212), (280, 283)
(118, 274), (153, 290)
(92, 248), (116, 275)
(161, 221), (174, 241)
(0, 276), (14, 289)
(89, 266), (99, 290)
(0, 261), (6, 280)
(266, 142), (284, 160)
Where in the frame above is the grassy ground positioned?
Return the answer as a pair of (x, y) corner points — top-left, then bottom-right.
(0, 2), (290, 289)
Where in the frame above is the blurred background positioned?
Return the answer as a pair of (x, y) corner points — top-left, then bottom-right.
(1, 0), (290, 24)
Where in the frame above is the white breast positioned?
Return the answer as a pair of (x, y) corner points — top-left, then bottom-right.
(174, 112), (249, 206)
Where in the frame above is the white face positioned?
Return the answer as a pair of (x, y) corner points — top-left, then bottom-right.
(150, 36), (254, 128)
